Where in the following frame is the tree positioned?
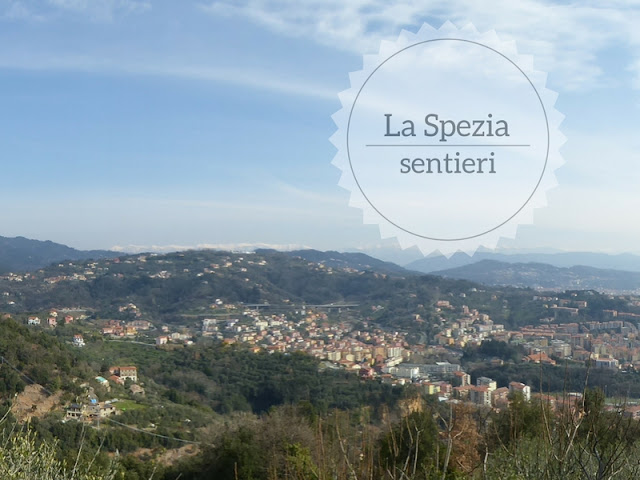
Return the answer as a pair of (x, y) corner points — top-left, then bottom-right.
(379, 410), (443, 479)
(0, 427), (118, 480)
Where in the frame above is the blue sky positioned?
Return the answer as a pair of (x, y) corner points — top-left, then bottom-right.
(1, 0), (640, 261)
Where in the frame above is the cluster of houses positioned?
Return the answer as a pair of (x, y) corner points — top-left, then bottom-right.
(453, 376), (531, 408)
(66, 401), (116, 421)
(26, 311), (89, 348)
(19, 285), (640, 422)
(200, 313), (411, 368)
(107, 365), (138, 384)
(370, 361), (532, 410)
(433, 300), (506, 349)
(495, 318), (640, 371)
(155, 330), (193, 346)
(27, 310), (77, 327)
(101, 319), (153, 336)
(65, 365), (143, 422)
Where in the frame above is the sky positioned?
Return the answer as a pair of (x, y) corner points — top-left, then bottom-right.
(1, 0), (640, 263)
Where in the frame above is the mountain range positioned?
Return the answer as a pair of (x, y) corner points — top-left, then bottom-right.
(434, 259), (640, 293)
(258, 248), (416, 276)
(0, 236), (117, 273)
(3, 234), (640, 293)
(407, 250), (640, 273)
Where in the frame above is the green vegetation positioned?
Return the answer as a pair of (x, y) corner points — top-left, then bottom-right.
(115, 400), (146, 412)
(0, 426), (117, 480)
(2, 249), (640, 478)
(0, 317), (92, 397)
(471, 363), (640, 397)
(155, 387), (640, 480)
(2, 250), (639, 334)
(462, 339), (525, 364)
(77, 339), (404, 416)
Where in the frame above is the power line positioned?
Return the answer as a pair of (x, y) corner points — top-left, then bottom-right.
(0, 355), (54, 395)
(102, 417), (210, 446)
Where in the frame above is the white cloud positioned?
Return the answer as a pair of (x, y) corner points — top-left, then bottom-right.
(110, 242), (312, 254)
(0, 53), (335, 100)
(137, 63), (336, 100)
(199, 0), (640, 92)
(198, 0), (413, 53)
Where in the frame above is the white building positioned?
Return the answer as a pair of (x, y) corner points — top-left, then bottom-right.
(477, 377), (497, 392)
(509, 381), (531, 401)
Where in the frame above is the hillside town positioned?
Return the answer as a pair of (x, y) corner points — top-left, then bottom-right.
(17, 286), (640, 414)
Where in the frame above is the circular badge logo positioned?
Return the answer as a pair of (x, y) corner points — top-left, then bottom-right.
(331, 23), (564, 254)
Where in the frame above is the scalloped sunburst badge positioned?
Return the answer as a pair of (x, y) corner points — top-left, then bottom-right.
(331, 22), (565, 255)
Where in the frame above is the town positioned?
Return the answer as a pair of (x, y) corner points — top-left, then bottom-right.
(6, 249), (640, 415)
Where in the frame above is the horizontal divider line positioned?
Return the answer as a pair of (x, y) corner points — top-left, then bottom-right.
(365, 144), (530, 147)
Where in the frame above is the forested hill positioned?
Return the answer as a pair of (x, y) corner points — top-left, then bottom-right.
(2, 249), (636, 332)
(0, 235), (117, 273)
(0, 316), (90, 396)
(1, 249), (484, 327)
(257, 248), (417, 276)
(3, 249), (640, 479)
(435, 259), (640, 293)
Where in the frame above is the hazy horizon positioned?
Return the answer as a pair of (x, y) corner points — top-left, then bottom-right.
(1, 1), (639, 256)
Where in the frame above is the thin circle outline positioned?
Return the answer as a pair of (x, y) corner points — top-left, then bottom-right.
(346, 38), (550, 241)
